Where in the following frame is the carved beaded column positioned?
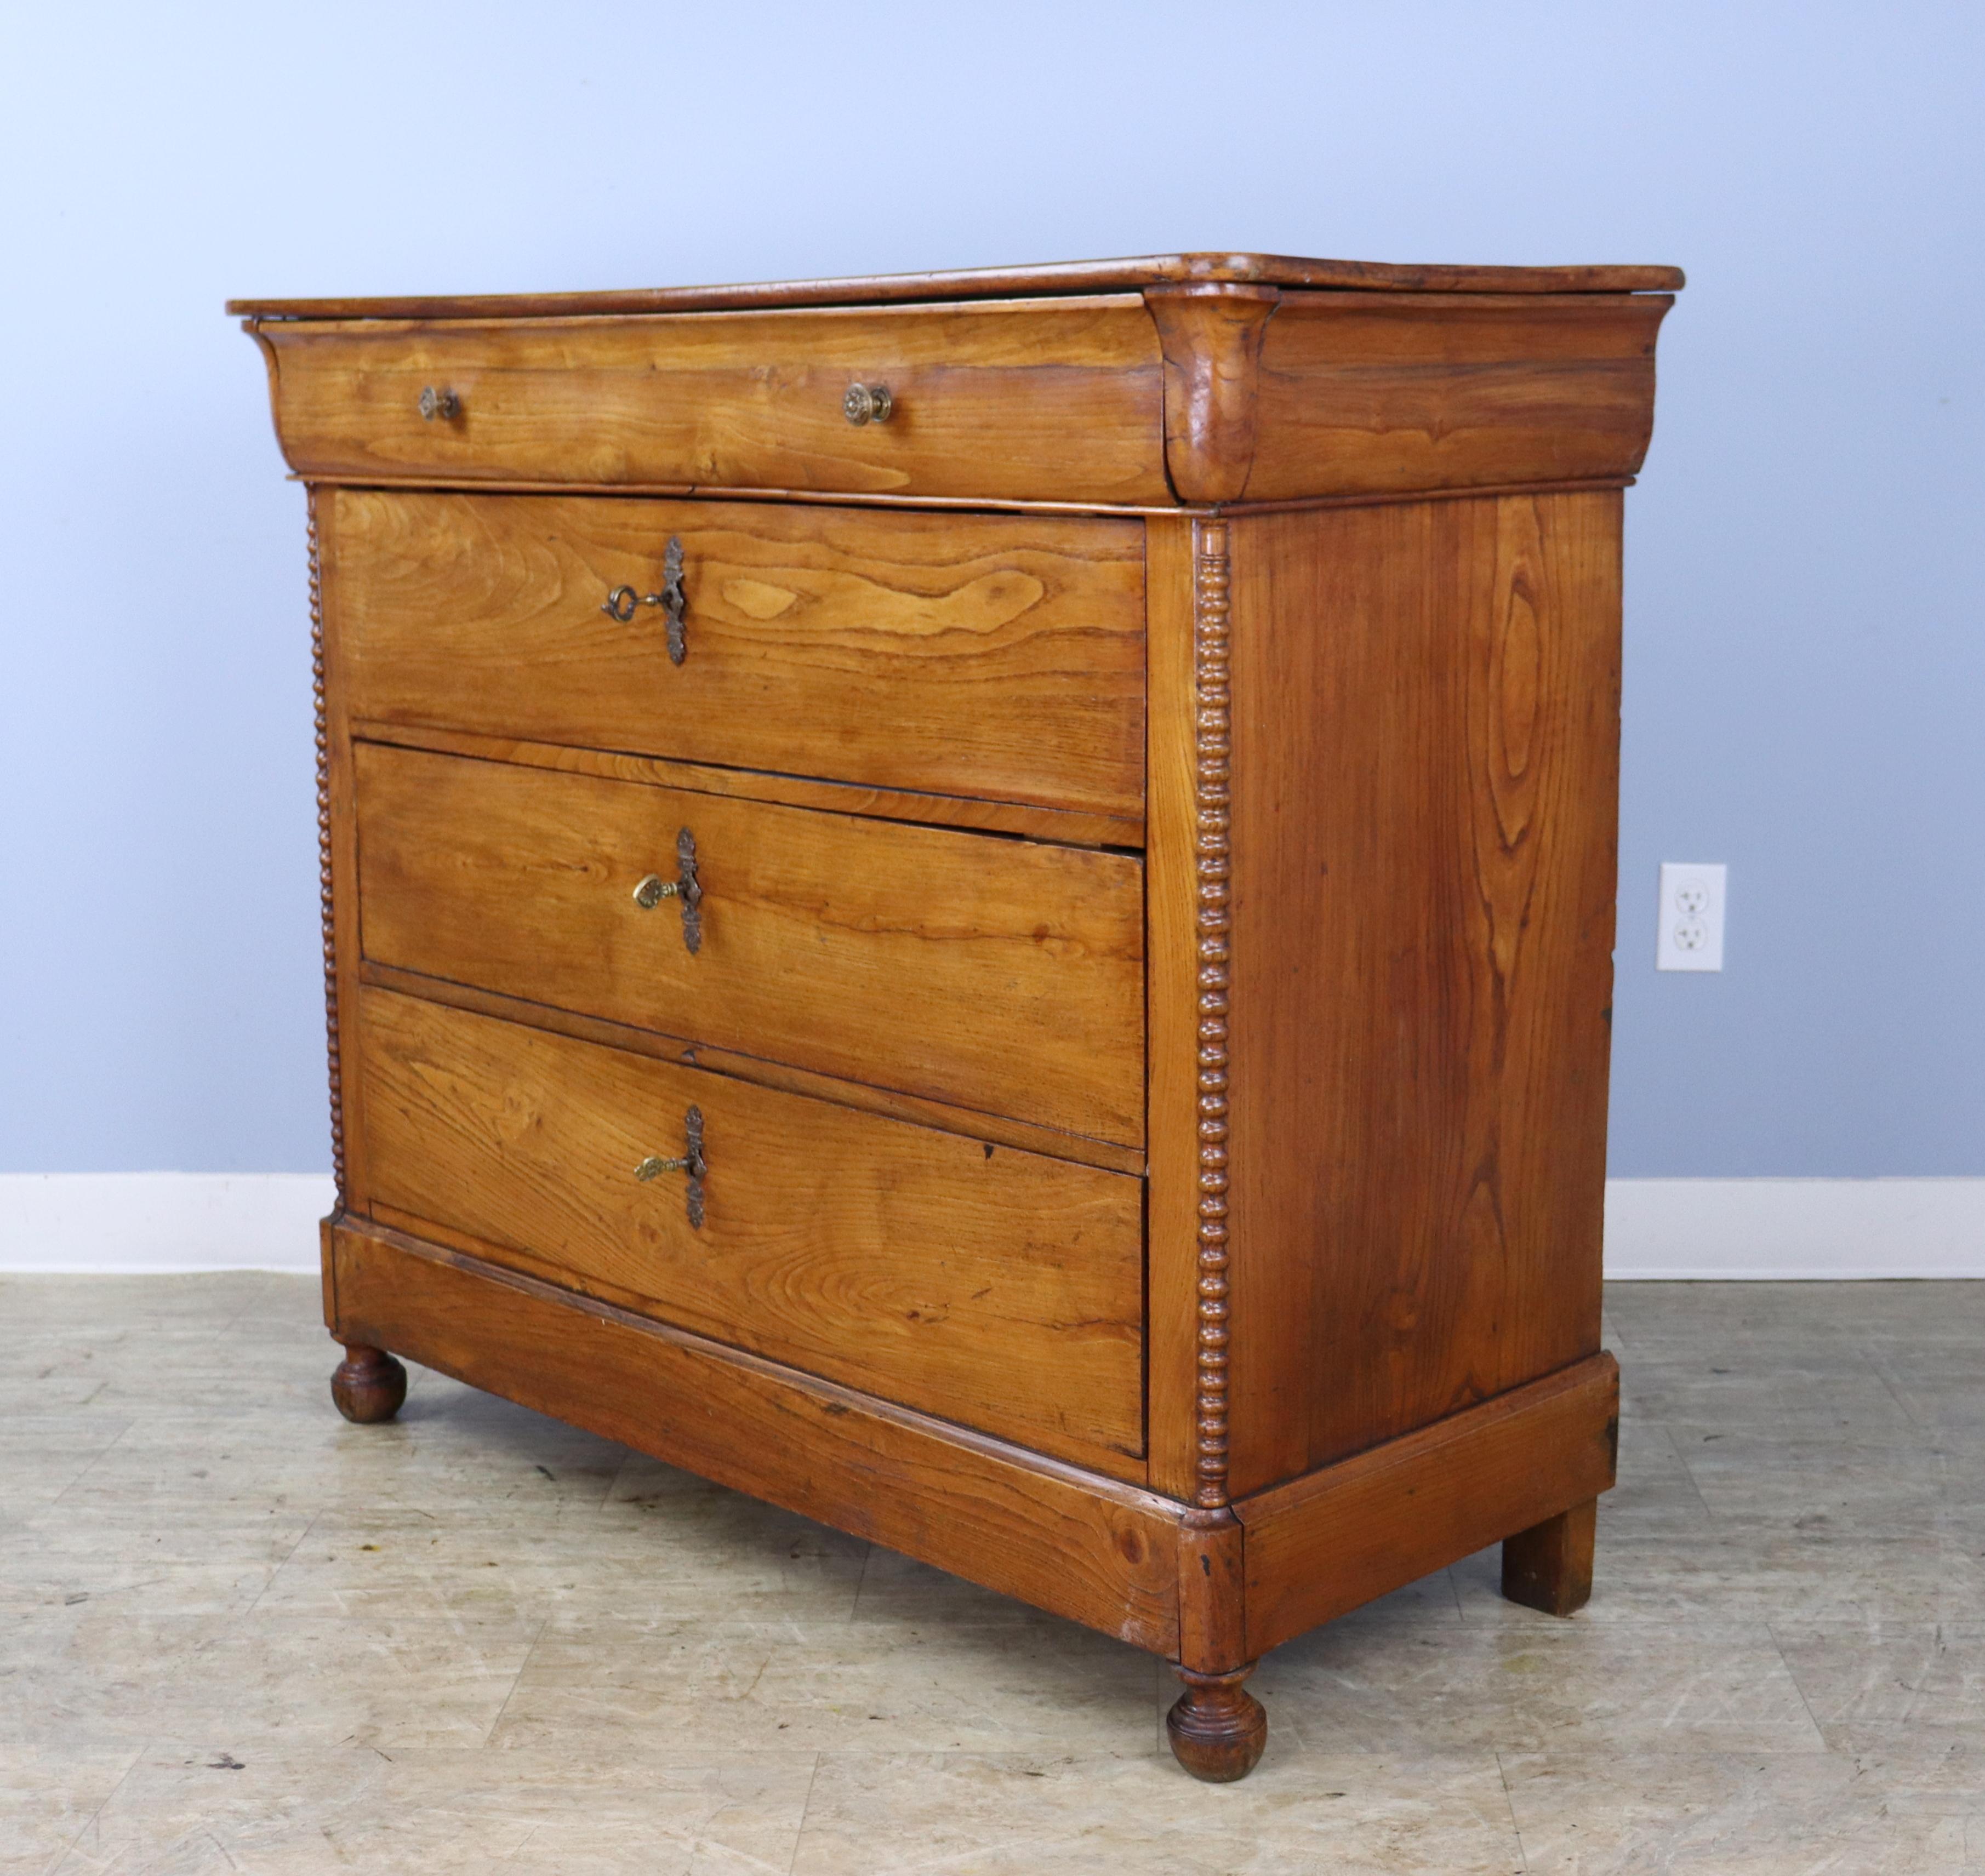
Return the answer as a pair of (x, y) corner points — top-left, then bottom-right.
(310, 485), (407, 1425)
(1191, 521), (1235, 1514)
(1165, 518), (1267, 1782)
(308, 488), (344, 1205)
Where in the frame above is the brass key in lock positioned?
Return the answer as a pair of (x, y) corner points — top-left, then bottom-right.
(600, 536), (688, 664)
(631, 828), (702, 952)
(634, 1105), (706, 1228)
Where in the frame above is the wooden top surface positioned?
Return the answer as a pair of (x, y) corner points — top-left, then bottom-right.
(227, 251), (1685, 321)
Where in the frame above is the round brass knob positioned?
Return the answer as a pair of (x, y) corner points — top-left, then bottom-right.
(632, 873), (678, 910)
(843, 381), (893, 426)
(418, 386), (461, 421)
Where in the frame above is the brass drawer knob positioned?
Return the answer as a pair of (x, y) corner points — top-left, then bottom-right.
(600, 537), (688, 664)
(417, 386), (461, 421)
(842, 381), (893, 426)
(631, 828), (702, 953)
(634, 1105), (706, 1228)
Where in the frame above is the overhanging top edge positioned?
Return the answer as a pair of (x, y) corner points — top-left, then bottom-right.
(227, 252), (1687, 321)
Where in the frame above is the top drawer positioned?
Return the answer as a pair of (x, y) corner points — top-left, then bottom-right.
(250, 298), (1171, 506)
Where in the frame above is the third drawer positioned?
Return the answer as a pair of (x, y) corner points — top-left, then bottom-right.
(354, 740), (1146, 1148)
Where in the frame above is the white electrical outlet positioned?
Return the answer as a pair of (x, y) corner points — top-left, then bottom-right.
(1656, 862), (1727, 971)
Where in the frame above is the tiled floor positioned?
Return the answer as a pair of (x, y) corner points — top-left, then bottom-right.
(6, 1276), (1985, 1873)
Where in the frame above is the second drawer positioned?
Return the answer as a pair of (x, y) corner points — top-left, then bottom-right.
(355, 741), (1146, 1147)
(325, 488), (1148, 821)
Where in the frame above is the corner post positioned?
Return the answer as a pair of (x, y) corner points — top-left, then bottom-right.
(1163, 518), (1267, 1782)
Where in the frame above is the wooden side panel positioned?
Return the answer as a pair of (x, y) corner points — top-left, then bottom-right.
(328, 491), (1147, 820)
(328, 1217), (1180, 1653)
(353, 742), (1146, 1147)
(258, 299), (1170, 505)
(1225, 494), (1623, 1494)
(1248, 294), (1669, 501)
(355, 989), (1144, 1468)
(1143, 513), (1203, 1500)
(1237, 1354), (1619, 1656)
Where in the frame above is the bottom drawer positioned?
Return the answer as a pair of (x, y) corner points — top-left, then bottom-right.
(353, 988), (1145, 1469)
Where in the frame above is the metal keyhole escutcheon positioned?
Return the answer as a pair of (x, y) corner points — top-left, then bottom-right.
(630, 828), (702, 953)
(634, 1105), (706, 1228)
(600, 537), (688, 664)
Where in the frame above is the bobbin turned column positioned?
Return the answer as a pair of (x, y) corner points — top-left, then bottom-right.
(308, 487), (405, 1435)
(1162, 522), (1267, 1783)
(330, 1343), (407, 1423)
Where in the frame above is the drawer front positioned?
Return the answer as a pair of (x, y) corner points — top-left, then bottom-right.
(255, 299), (1170, 505)
(355, 743), (1145, 1147)
(356, 990), (1145, 1466)
(328, 490), (1145, 820)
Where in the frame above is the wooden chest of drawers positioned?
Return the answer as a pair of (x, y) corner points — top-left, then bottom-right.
(235, 251), (1679, 1779)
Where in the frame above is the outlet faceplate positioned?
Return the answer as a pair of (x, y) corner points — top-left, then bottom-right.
(1657, 862), (1727, 971)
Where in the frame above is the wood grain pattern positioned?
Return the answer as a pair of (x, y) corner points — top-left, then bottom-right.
(1223, 494), (1623, 1495)
(1247, 293), (1672, 500)
(252, 299), (1170, 504)
(229, 250), (1685, 321)
(258, 284), (1675, 511)
(356, 990), (1144, 1466)
(352, 720), (1144, 851)
(358, 960), (1146, 1175)
(353, 742), (1146, 1146)
(1236, 1354), (1619, 1657)
(1142, 513), (1206, 1500)
(362, 1185), (1147, 1488)
(325, 489), (1146, 820)
(328, 1215), (1180, 1651)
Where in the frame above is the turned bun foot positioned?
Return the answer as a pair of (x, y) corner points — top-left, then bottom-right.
(1166, 1665), (1267, 1782)
(330, 1343), (407, 1423)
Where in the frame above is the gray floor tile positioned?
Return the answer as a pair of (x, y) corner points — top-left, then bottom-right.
(1503, 1745), (1984, 1873)
(49, 1743), (817, 1875)
(790, 1749), (1526, 1875)
(9, 1271), (1984, 1869)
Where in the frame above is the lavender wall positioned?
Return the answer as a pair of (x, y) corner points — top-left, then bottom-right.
(1, 1), (1978, 1176)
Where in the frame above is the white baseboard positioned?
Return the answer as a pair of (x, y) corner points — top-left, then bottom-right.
(1604, 1178), (1985, 1279)
(2, 1174), (1981, 1280)
(0, 1174), (334, 1274)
